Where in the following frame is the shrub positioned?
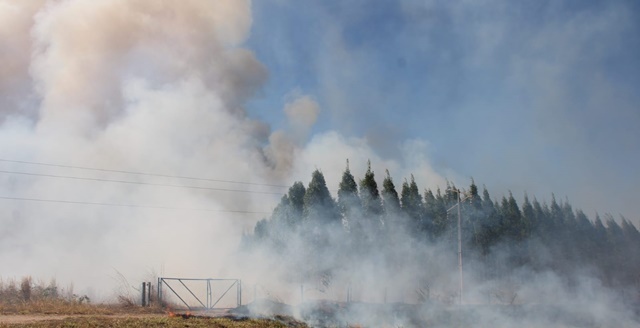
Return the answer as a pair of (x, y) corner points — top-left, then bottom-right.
(20, 276), (32, 302)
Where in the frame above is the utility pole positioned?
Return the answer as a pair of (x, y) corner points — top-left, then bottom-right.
(456, 192), (463, 306)
(447, 189), (468, 305)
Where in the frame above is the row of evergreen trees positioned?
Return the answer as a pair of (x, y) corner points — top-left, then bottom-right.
(245, 160), (640, 292)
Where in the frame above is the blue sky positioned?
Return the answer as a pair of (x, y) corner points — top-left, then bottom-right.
(246, 0), (640, 221)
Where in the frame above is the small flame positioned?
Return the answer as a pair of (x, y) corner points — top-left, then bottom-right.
(167, 309), (195, 319)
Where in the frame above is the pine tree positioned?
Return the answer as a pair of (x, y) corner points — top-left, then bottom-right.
(272, 182), (306, 229)
(605, 215), (626, 286)
(468, 179), (482, 210)
(550, 194), (562, 229)
(381, 169), (400, 214)
(337, 160), (360, 229)
(463, 179), (482, 252)
(574, 210), (596, 266)
(620, 217), (640, 285)
(356, 160), (383, 247)
(271, 195), (291, 227)
(381, 169), (402, 231)
(267, 195), (292, 250)
(288, 181), (306, 217)
(520, 193), (536, 264)
(593, 213), (607, 240)
(530, 198), (544, 238)
(621, 217), (640, 243)
(588, 213), (609, 282)
(401, 175), (424, 234)
(254, 218), (270, 240)
(534, 199), (553, 243)
(559, 200), (578, 265)
(476, 187), (499, 254)
(303, 170), (340, 227)
(507, 192), (525, 240)
(562, 200), (577, 228)
(359, 160), (383, 218)
(424, 188), (444, 237)
(443, 182), (460, 208)
(521, 194), (535, 236)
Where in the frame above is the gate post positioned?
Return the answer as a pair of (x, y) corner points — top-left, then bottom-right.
(141, 282), (147, 306)
(157, 278), (162, 305)
(237, 280), (242, 307)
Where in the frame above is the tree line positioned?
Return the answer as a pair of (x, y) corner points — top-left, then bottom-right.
(244, 160), (640, 293)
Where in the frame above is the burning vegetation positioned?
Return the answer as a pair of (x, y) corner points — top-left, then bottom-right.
(240, 161), (640, 326)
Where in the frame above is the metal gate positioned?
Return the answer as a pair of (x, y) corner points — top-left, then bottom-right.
(157, 277), (242, 310)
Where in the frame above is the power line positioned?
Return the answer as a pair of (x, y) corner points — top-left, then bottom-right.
(0, 195), (270, 214)
(0, 158), (289, 189)
(0, 169), (284, 195)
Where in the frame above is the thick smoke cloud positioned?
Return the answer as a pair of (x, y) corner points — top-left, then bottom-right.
(284, 95), (319, 141)
(0, 0), (447, 301)
(0, 0), (45, 119)
(0, 0), (274, 298)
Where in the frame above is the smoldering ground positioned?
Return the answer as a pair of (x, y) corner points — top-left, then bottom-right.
(240, 171), (640, 327)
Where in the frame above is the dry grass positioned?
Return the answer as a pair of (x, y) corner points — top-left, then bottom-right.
(0, 298), (111, 315)
(0, 299), (307, 327)
(0, 276), (308, 327)
(0, 298), (168, 316)
(0, 276), (168, 317)
(0, 316), (306, 328)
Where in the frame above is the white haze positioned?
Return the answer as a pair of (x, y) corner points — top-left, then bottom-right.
(0, 1), (637, 326)
(0, 0), (447, 300)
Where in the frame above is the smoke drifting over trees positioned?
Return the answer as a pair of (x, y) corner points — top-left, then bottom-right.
(244, 162), (640, 324)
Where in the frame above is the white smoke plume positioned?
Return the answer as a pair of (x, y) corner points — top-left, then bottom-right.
(0, 0), (446, 301)
(284, 94), (319, 141)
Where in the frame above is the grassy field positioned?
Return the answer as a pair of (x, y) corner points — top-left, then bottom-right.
(0, 299), (152, 315)
(0, 315), (307, 328)
(0, 278), (307, 327)
(0, 300), (307, 327)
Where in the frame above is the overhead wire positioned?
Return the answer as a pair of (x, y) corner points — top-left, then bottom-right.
(0, 158), (282, 215)
(0, 195), (270, 214)
(0, 169), (284, 195)
(0, 158), (289, 188)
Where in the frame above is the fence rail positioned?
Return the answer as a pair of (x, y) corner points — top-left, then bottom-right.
(157, 277), (241, 310)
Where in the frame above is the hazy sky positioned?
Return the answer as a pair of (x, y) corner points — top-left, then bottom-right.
(247, 0), (640, 223)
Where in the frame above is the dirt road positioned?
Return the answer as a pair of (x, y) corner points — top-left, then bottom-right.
(0, 313), (162, 325)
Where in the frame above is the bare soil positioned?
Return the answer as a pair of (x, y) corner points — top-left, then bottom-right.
(0, 313), (160, 324)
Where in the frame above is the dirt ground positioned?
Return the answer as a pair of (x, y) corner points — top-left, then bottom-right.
(0, 313), (161, 324)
